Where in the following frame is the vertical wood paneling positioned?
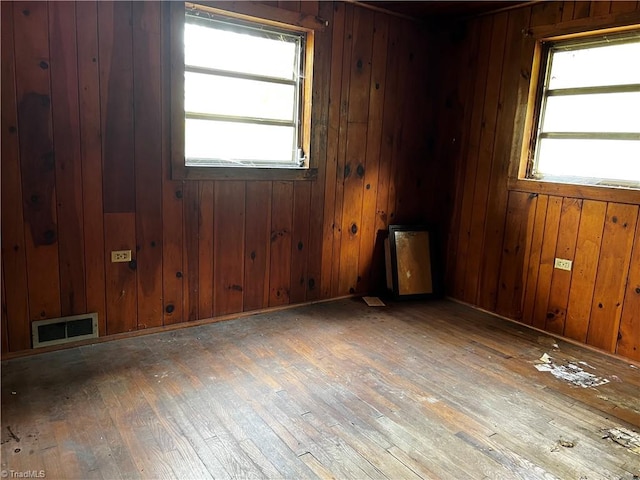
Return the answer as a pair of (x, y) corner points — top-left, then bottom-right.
(329, 4), (354, 298)
(357, 12), (388, 295)
(529, 1), (564, 25)
(478, 7), (532, 311)
(452, 17), (493, 300)
(213, 181), (245, 316)
(531, 196), (562, 330)
(521, 195), (548, 325)
(384, 22), (412, 227)
(338, 122), (368, 295)
(1, 2), (30, 351)
(586, 204), (638, 352)
(589, 1), (611, 16)
(244, 182), (272, 311)
(463, 13), (508, 304)
(495, 191), (536, 318)
(337, 8), (374, 296)
(544, 198), (582, 335)
(99, 1), (135, 213)
(304, 0), (334, 301)
(572, 1), (592, 19)
(564, 200), (606, 342)
(269, 182), (294, 306)
(2, 0), (450, 354)
(14, 1), (62, 324)
(617, 219), (640, 360)
(561, 1), (575, 21)
(76, 1), (107, 335)
(8, 0), (636, 360)
(104, 213), (137, 334)
(370, 18), (401, 291)
(319, 2), (346, 299)
(160, 1), (184, 326)
(290, 182), (311, 304)
(49, 2), (87, 317)
(447, 1), (640, 360)
(183, 181), (199, 321)
(443, 19), (481, 292)
(198, 182), (214, 319)
(1, 267), (8, 353)
(133, 1), (163, 329)
(609, 1), (637, 13)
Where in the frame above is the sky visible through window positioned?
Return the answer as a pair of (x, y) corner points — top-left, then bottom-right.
(184, 21), (301, 166)
(535, 37), (640, 184)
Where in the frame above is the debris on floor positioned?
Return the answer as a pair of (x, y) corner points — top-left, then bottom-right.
(602, 427), (640, 455)
(551, 438), (575, 452)
(534, 354), (610, 388)
(362, 296), (385, 307)
(539, 353), (552, 364)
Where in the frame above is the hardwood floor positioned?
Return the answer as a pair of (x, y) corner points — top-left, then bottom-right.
(2, 298), (639, 479)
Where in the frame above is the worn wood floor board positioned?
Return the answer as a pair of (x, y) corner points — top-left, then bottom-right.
(2, 299), (639, 479)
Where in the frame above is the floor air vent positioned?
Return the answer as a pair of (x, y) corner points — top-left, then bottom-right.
(32, 313), (98, 348)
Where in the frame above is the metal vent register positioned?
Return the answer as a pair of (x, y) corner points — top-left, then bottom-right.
(32, 313), (98, 348)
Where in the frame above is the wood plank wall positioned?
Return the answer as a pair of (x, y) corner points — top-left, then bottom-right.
(441, 1), (640, 360)
(0, 1), (437, 354)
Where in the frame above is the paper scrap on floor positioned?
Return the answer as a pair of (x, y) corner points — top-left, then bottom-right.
(603, 427), (640, 455)
(363, 296), (385, 307)
(534, 354), (609, 388)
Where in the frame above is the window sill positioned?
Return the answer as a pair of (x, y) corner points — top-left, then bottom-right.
(508, 177), (640, 205)
(171, 164), (318, 181)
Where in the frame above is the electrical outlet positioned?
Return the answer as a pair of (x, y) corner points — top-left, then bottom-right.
(111, 250), (132, 263)
(554, 258), (572, 271)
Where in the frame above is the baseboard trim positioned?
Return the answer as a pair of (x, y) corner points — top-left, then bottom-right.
(446, 296), (640, 368)
(2, 294), (357, 361)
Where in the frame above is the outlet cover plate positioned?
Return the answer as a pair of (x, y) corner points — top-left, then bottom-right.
(554, 258), (572, 271)
(111, 250), (132, 263)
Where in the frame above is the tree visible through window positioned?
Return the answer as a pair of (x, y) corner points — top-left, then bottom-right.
(528, 30), (640, 188)
(184, 10), (307, 168)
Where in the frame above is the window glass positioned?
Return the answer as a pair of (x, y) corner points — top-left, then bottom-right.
(535, 139), (640, 183)
(530, 32), (640, 188)
(185, 22), (299, 80)
(185, 119), (296, 165)
(183, 14), (305, 168)
(541, 93), (640, 133)
(548, 41), (640, 89)
(185, 72), (296, 121)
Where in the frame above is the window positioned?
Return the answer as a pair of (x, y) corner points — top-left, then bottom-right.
(526, 30), (640, 189)
(170, 2), (319, 180)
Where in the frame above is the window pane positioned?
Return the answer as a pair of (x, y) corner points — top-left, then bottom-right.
(542, 92), (640, 133)
(185, 72), (295, 122)
(548, 40), (640, 89)
(185, 22), (298, 80)
(185, 119), (296, 164)
(535, 138), (640, 182)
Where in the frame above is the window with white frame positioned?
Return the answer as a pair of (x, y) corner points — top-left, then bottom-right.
(527, 30), (640, 188)
(183, 9), (308, 169)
